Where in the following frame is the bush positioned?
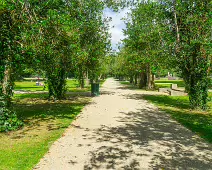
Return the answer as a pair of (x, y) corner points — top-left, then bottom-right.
(0, 107), (23, 132)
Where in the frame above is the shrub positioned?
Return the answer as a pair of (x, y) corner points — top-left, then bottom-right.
(0, 107), (23, 132)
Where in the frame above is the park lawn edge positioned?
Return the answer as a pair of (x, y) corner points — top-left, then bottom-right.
(0, 95), (91, 170)
(0, 79), (107, 169)
(119, 79), (212, 143)
(142, 95), (212, 143)
(14, 79), (106, 93)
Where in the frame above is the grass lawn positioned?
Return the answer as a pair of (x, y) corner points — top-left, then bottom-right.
(14, 81), (45, 91)
(0, 79), (106, 169)
(14, 79), (88, 92)
(0, 93), (91, 170)
(119, 79), (185, 90)
(143, 94), (212, 143)
(14, 79), (105, 92)
(155, 80), (185, 89)
(120, 81), (131, 85)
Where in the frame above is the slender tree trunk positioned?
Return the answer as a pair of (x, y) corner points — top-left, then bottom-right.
(2, 68), (11, 95)
(151, 74), (155, 89)
(173, 0), (180, 45)
(78, 67), (84, 89)
(129, 75), (133, 84)
(146, 63), (152, 90)
(134, 74), (138, 85)
(80, 76), (84, 89)
(85, 69), (89, 86)
(2, 61), (14, 107)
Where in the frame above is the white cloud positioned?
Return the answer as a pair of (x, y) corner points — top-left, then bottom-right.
(103, 8), (130, 51)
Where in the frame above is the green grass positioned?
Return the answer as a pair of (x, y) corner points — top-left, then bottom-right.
(14, 79), (87, 92)
(15, 81), (46, 91)
(14, 79), (105, 92)
(155, 80), (185, 89)
(120, 81), (131, 85)
(0, 94), (91, 170)
(143, 94), (212, 143)
(0, 79), (106, 169)
(119, 80), (185, 90)
(14, 93), (48, 100)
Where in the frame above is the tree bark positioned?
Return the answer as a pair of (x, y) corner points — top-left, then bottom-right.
(146, 63), (152, 90)
(134, 73), (138, 85)
(129, 75), (133, 84)
(173, 0), (180, 45)
(139, 71), (147, 89)
(2, 68), (11, 95)
(85, 69), (89, 86)
(2, 65), (13, 107)
(151, 73), (155, 89)
(80, 76), (84, 89)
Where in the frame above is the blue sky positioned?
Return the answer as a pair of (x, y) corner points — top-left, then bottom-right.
(103, 8), (130, 51)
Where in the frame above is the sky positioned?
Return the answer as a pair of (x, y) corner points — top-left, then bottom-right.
(103, 8), (130, 51)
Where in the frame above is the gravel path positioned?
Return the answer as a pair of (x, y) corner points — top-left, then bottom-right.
(34, 78), (212, 170)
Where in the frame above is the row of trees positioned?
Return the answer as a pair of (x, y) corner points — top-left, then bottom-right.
(0, 0), (111, 131)
(115, 0), (211, 109)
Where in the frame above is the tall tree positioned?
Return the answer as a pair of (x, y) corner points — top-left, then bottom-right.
(123, 1), (164, 89)
(160, 0), (211, 109)
(0, 0), (111, 131)
(121, 0), (211, 109)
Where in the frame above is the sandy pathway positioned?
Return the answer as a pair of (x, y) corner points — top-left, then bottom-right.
(34, 78), (212, 170)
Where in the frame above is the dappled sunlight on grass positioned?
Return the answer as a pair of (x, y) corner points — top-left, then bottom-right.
(143, 95), (190, 109)
(0, 94), (91, 169)
(14, 93), (48, 99)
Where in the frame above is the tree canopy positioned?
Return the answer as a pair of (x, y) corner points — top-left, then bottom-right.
(116, 0), (211, 109)
(0, 0), (111, 131)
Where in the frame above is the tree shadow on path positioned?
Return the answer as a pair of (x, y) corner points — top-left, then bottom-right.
(84, 96), (212, 169)
(126, 93), (212, 143)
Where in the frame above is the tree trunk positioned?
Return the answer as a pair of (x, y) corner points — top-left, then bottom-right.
(47, 63), (67, 100)
(146, 63), (152, 90)
(2, 65), (13, 107)
(134, 74), (138, 85)
(2, 68), (10, 95)
(188, 44), (208, 109)
(78, 67), (85, 89)
(173, 0), (180, 45)
(129, 75), (133, 84)
(80, 76), (84, 89)
(139, 72), (147, 89)
(85, 69), (89, 86)
(151, 74), (155, 89)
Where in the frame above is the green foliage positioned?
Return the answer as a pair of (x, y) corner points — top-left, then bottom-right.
(119, 1), (166, 89)
(0, 0), (32, 131)
(0, 0), (110, 130)
(170, 0), (211, 109)
(0, 107), (23, 132)
(118, 0), (211, 109)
